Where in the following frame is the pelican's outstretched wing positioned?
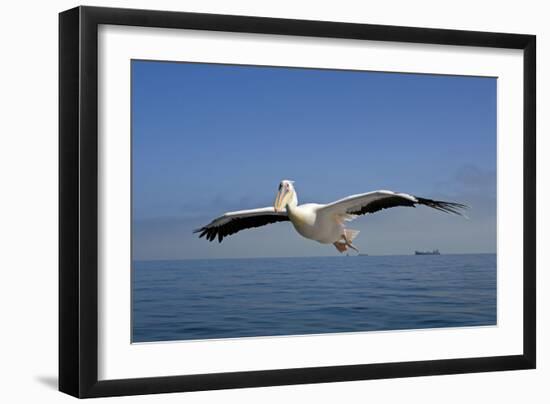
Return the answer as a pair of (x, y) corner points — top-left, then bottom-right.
(318, 190), (468, 218)
(194, 207), (290, 242)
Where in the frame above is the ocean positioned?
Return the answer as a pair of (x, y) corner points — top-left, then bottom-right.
(132, 253), (496, 343)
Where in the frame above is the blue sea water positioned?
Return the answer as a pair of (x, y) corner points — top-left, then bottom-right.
(132, 254), (496, 342)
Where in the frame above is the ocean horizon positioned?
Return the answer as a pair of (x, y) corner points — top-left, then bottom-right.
(134, 251), (496, 262)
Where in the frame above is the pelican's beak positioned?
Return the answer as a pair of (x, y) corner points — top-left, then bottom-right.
(274, 187), (290, 212)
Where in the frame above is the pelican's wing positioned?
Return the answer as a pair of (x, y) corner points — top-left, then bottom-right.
(194, 207), (290, 242)
(319, 190), (467, 218)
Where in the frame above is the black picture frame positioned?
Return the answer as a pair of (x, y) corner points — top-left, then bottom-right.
(59, 5), (536, 398)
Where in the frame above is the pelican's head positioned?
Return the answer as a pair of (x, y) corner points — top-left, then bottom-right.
(274, 180), (297, 212)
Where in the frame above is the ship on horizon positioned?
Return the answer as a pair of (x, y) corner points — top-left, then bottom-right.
(415, 249), (441, 255)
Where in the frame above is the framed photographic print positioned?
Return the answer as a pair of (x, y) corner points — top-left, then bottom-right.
(59, 6), (536, 398)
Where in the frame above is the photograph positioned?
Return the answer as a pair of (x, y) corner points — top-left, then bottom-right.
(131, 60), (497, 343)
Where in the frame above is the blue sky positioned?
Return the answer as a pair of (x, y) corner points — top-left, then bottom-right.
(132, 60), (496, 259)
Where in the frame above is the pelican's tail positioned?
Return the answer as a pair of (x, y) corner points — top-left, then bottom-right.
(344, 229), (360, 242)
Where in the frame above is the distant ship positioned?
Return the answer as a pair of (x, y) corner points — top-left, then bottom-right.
(415, 249), (440, 255)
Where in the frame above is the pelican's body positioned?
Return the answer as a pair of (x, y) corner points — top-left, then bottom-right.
(287, 203), (338, 243)
(195, 180), (467, 253)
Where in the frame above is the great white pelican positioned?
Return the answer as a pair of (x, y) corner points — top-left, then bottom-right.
(194, 180), (467, 253)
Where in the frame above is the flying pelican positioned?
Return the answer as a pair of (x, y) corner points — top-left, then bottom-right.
(194, 180), (467, 253)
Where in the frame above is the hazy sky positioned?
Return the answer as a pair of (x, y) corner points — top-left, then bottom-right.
(132, 60), (496, 260)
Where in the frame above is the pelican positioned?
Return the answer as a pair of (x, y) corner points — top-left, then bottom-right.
(194, 180), (467, 253)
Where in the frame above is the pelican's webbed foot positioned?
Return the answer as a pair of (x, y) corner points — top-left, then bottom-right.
(334, 230), (360, 254)
(333, 242), (348, 253)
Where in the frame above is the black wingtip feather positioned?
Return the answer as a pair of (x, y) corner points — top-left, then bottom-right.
(415, 197), (469, 216)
